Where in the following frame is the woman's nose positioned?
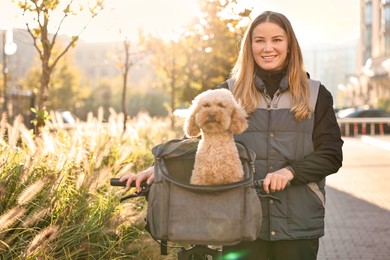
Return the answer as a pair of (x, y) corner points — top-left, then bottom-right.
(263, 42), (273, 52)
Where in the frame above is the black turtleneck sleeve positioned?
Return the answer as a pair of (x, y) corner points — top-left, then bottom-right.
(289, 84), (344, 184)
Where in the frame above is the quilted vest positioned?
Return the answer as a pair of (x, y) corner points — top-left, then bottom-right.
(228, 76), (324, 240)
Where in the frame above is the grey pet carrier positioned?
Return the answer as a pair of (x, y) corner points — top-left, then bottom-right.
(146, 138), (262, 246)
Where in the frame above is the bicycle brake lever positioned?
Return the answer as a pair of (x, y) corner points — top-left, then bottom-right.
(119, 186), (150, 202)
(253, 179), (290, 203)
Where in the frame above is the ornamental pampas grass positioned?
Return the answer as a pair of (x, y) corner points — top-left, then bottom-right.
(22, 208), (50, 227)
(19, 123), (36, 155)
(26, 225), (59, 255)
(75, 171), (85, 190)
(7, 114), (23, 148)
(17, 179), (46, 206)
(0, 206), (26, 231)
(0, 112), (7, 145)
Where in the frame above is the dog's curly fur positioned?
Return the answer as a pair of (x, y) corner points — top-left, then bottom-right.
(184, 88), (248, 185)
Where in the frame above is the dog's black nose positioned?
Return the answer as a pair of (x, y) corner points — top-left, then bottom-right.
(208, 112), (216, 120)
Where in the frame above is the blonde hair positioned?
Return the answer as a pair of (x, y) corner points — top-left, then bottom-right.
(231, 11), (312, 121)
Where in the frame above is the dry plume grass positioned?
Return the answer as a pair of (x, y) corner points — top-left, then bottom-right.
(17, 179), (46, 205)
(26, 225), (59, 256)
(0, 206), (26, 231)
(0, 108), (178, 259)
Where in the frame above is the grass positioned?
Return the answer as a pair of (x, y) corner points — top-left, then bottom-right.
(0, 109), (180, 259)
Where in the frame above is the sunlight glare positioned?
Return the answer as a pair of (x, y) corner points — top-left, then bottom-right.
(80, 0), (200, 42)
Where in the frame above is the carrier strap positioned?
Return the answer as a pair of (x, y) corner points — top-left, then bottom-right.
(153, 138), (256, 192)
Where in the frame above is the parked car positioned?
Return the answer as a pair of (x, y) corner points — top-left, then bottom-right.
(336, 107), (390, 136)
(60, 111), (76, 125)
(47, 110), (77, 130)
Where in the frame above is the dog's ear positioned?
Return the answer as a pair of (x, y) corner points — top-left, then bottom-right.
(230, 105), (248, 134)
(184, 104), (201, 137)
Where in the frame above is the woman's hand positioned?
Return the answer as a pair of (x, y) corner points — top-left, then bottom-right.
(263, 167), (294, 194)
(119, 166), (155, 192)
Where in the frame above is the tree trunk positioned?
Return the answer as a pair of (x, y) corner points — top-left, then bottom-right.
(122, 70), (128, 131)
(122, 40), (130, 132)
(35, 48), (51, 132)
(170, 42), (176, 130)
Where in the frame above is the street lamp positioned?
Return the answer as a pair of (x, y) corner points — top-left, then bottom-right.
(2, 29), (17, 112)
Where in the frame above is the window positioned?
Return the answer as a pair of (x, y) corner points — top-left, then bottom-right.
(385, 33), (390, 55)
(385, 5), (390, 28)
(366, 2), (372, 24)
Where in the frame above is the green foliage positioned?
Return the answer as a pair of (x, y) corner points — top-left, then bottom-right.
(17, 0), (252, 123)
(126, 90), (169, 117)
(140, 0), (252, 109)
(46, 55), (84, 111)
(82, 78), (169, 120)
(378, 98), (390, 111)
(31, 108), (51, 130)
(24, 53), (86, 113)
(16, 0), (104, 114)
(0, 110), (179, 258)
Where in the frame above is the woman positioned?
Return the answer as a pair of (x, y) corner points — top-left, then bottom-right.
(219, 10), (343, 259)
(121, 11), (343, 260)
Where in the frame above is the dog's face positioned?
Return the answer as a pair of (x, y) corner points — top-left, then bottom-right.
(184, 89), (248, 137)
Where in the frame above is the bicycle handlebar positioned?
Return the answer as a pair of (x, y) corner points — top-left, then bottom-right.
(110, 178), (129, 187)
(253, 179), (290, 190)
(110, 178), (289, 190)
(253, 179), (290, 203)
(110, 178), (150, 202)
(110, 178), (148, 188)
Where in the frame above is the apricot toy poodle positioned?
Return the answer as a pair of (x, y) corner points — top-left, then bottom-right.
(184, 88), (248, 185)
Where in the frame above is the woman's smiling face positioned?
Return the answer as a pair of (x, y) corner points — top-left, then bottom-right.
(251, 21), (289, 72)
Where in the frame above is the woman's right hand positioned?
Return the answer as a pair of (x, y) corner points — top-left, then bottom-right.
(119, 166), (155, 192)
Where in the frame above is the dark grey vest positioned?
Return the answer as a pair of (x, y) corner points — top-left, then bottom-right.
(228, 77), (324, 240)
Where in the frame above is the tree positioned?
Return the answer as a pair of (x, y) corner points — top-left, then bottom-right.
(179, 0), (251, 102)
(23, 49), (86, 114)
(139, 33), (188, 129)
(16, 0), (103, 131)
(115, 36), (145, 131)
(139, 0), (252, 128)
(121, 39), (130, 131)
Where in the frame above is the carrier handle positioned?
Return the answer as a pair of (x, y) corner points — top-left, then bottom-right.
(153, 138), (199, 158)
(157, 158), (254, 192)
(155, 138), (255, 162)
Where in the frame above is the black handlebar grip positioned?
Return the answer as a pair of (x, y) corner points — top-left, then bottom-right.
(110, 178), (148, 188)
(110, 178), (128, 187)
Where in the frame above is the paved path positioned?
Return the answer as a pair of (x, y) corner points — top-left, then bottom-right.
(317, 136), (390, 260)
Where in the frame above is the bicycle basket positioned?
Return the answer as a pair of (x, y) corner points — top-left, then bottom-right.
(146, 138), (262, 246)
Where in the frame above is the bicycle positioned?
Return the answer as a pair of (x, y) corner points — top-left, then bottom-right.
(110, 178), (224, 259)
(110, 177), (283, 260)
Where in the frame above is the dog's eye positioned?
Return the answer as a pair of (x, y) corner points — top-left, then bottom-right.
(204, 103), (211, 108)
(217, 102), (225, 108)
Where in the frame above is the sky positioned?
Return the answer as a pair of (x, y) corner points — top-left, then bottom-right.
(0, 0), (360, 47)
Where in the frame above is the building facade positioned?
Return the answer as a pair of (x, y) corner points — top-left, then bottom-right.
(344, 0), (390, 108)
(303, 43), (358, 108)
